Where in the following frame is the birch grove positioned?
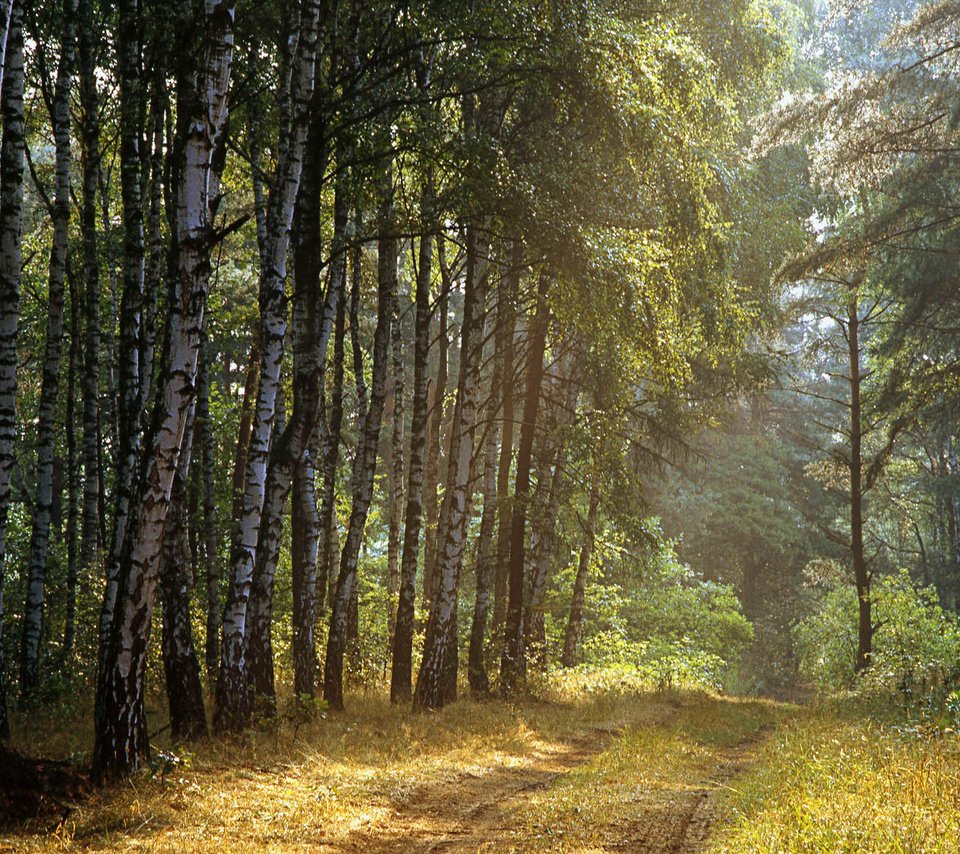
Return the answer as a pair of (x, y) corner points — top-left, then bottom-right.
(0, 0), (810, 788)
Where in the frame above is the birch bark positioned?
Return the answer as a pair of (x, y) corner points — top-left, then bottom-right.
(500, 273), (551, 695)
(468, 274), (505, 694)
(102, 0), (148, 654)
(413, 223), (489, 711)
(0, 0), (24, 739)
(390, 181), (433, 704)
(217, 0), (321, 730)
(323, 167), (395, 711)
(21, 0), (76, 693)
(92, 0), (235, 782)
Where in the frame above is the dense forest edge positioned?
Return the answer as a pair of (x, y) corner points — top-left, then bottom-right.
(3, 0), (960, 849)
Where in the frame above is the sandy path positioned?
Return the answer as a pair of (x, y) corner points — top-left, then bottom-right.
(608, 741), (759, 853)
(329, 725), (763, 853)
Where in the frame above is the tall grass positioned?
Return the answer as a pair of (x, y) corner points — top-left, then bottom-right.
(714, 704), (960, 853)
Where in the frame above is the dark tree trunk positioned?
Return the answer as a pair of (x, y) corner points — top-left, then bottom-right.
(848, 297), (872, 672)
(316, 159), (349, 621)
(231, 343), (259, 523)
(500, 273), (550, 696)
(386, 286), (405, 645)
(101, 0), (147, 662)
(344, 205), (367, 646)
(197, 342), (220, 679)
(78, 0), (102, 578)
(91, 0), (234, 782)
(292, 440), (320, 697)
(562, 464), (600, 668)
(249, 100), (337, 707)
(525, 446), (566, 671)
(323, 166), (395, 712)
(100, 0), (148, 671)
(525, 359), (577, 670)
(140, 59), (165, 418)
(491, 242), (520, 642)
(63, 257), (82, 659)
(160, 404), (207, 742)
(217, 0), (321, 731)
(421, 238), (450, 612)
(390, 182), (433, 704)
(468, 276), (505, 695)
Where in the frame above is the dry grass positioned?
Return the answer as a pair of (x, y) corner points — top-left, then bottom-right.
(495, 693), (791, 852)
(3, 681), (696, 852)
(712, 705), (960, 853)
(35, 681), (953, 853)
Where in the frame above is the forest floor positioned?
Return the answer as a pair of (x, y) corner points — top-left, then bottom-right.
(1, 684), (795, 852)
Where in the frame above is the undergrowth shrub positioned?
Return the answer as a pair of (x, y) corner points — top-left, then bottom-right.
(555, 532), (753, 692)
(795, 569), (960, 715)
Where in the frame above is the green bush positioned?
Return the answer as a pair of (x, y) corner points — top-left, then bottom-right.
(567, 532), (753, 692)
(795, 569), (960, 707)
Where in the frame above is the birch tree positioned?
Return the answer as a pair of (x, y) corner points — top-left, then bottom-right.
(501, 273), (550, 694)
(92, 0), (235, 782)
(20, 0), (76, 694)
(324, 164), (395, 711)
(217, 0), (321, 730)
(390, 181), (434, 704)
(0, 0), (24, 739)
(247, 93), (336, 707)
(413, 223), (490, 711)
(101, 0), (148, 657)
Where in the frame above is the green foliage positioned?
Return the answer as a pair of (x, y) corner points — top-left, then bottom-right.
(795, 569), (960, 705)
(555, 527), (753, 692)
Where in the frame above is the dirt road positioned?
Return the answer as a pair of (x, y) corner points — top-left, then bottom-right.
(334, 721), (764, 853)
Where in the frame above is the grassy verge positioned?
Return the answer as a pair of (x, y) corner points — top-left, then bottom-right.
(712, 700), (960, 853)
(36, 679), (951, 853)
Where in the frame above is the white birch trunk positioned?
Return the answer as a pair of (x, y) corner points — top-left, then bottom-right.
(21, 0), (76, 693)
(0, 0), (25, 740)
(91, 0), (235, 783)
(413, 224), (490, 711)
(101, 0), (147, 655)
(217, 0), (321, 730)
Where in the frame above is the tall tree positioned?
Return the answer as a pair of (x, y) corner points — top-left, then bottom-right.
(101, 0), (148, 660)
(324, 163), (395, 711)
(78, 0), (102, 579)
(20, 0), (77, 694)
(385, 284), (405, 644)
(196, 341), (220, 678)
(217, 0), (321, 730)
(390, 184), (434, 704)
(501, 273), (550, 695)
(562, 456), (601, 668)
(491, 243), (519, 640)
(160, 401), (206, 741)
(247, 89), (336, 707)
(0, 0), (24, 739)
(421, 241), (450, 611)
(413, 222), (490, 711)
(92, 0), (235, 782)
(468, 278), (505, 694)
